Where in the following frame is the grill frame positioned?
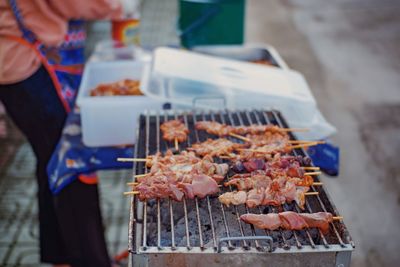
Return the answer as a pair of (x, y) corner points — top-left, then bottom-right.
(128, 109), (354, 267)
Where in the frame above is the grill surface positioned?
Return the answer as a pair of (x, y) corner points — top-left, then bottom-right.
(128, 109), (354, 265)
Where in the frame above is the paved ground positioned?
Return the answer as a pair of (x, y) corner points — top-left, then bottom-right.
(246, 0), (400, 266)
(1, 0), (400, 266)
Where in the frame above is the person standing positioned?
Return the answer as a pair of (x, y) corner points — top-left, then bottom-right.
(0, 1), (122, 266)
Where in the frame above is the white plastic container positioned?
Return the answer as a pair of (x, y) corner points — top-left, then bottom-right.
(141, 47), (336, 140)
(77, 60), (163, 147)
(192, 43), (290, 70)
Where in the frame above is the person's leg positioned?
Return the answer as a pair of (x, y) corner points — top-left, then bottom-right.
(0, 66), (69, 264)
(54, 179), (111, 267)
(0, 65), (111, 266)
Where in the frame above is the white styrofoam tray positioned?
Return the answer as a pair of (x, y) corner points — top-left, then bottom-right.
(76, 60), (163, 147)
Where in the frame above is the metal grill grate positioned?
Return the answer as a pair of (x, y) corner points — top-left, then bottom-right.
(128, 109), (354, 255)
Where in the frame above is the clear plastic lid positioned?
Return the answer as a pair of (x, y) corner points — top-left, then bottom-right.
(140, 47), (316, 109)
(140, 47), (336, 139)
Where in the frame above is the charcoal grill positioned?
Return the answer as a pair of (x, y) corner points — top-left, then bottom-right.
(128, 109), (354, 267)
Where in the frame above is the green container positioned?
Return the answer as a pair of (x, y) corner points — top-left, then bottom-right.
(178, 0), (245, 48)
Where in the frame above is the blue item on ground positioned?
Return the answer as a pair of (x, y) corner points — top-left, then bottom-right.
(307, 142), (339, 176)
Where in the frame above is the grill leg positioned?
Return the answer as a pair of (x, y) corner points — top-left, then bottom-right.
(335, 251), (352, 267)
(131, 254), (149, 267)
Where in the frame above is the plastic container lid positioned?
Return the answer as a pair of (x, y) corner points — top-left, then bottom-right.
(141, 47), (316, 109)
(141, 47), (336, 139)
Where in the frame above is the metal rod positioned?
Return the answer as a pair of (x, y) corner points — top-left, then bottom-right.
(260, 111), (325, 248)
(169, 198), (176, 249)
(181, 112), (192, 249)
(255, 110), (305, 249)
(305, 200), (329, 248)
(195, 198), (205, 249)
(141, 111), (151, 249)
(216, 111), (249, 249)
(270, 110), (345, 247)
(155, 112), (163, 249)
(225, 110), (264, 250)
(197, 110), (233, 249)
(164, 112), (176, 250)
(191, 110), (218, 249)
(131, 120), (141, 253)
(246, 110), (289, 249)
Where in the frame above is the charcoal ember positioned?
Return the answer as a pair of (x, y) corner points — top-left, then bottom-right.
(243, 159), (265, 172)
(231, 160), (246, 173)
(302, 156), (312, 166)
(308, 228), (320, 240)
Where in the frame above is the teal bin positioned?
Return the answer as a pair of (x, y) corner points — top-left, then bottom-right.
(178, 0), (246, 48)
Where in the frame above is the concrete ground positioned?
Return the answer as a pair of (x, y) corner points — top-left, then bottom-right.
(246, 0), (400, 266)
(1, 0), (400, 266)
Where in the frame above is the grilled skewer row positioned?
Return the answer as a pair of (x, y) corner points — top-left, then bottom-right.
(195, 121), (290, 136)
(132, 151), (229, 201)
(219, 176), (312, 209)
(240, 211), (334, 234)
(135, 173), (220, 201)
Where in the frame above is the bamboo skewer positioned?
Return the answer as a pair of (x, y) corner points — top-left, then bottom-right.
(304, 192), (319, 196)
(123, 191), (139, 196)
(288, 140), (326, 144)
(174, 138), (179, 151)
(229, 133), (251, 142)
(278, 128), (309, 132)
(287, 142), (319, 150)
(332, 216), (343, 221)
(304, 171), (322, 176)
(127, 180), (320, 187)
(124, 190), (320, 196)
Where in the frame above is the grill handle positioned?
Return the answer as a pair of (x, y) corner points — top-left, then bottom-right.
(217, 236), (273, 253)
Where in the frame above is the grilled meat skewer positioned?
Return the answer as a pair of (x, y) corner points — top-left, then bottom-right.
(240, 211), (334, 234)
(188, 138), (245, 157)
(160, 119), (189, 142)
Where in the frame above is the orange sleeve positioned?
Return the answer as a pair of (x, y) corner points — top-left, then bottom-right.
(48, 0), (123, 20)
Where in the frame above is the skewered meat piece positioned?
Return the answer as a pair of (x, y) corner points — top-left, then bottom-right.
(188, 138), (244, 157)
(240, 213), (281, 230)
(262, 179), (286, 206)
(136, 182), (184, 202)
(232, 154), (311, 180)
(279, 211), (309, 231)
(219, 176), (311, 209)
(232, 124), (285, 135)
(144, 151), (229, 181)
(225, 172), (272, 191)
(299, 212), (333, 234)
(146, 150), (200, 168)
(240, 212), (334, 233)
(195, 121), (234, 136)
(246, 188), (265, 208)
(218, 191), (247, 207)
(195, 121), (287, 136)
(248, 141), (292, 155)
(136, 174), (220, 201)
(160, 120), (189, 142)
(177, 174), (220, 199)
(245, 131), (289, 146)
